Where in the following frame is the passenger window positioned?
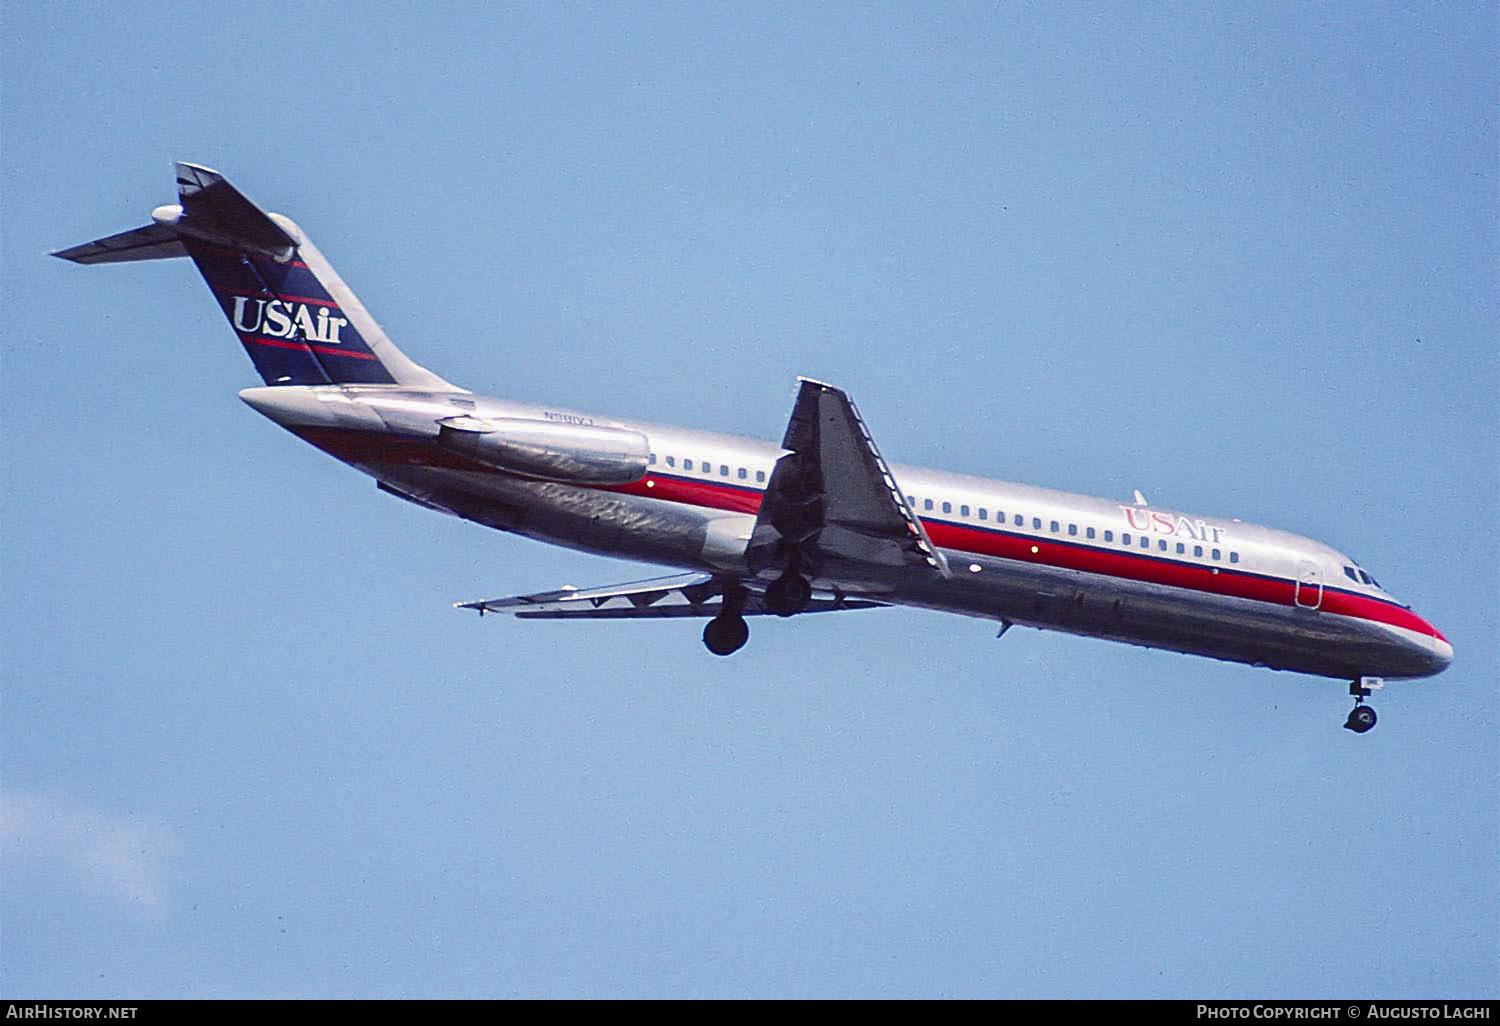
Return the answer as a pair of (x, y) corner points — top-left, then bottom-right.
(1141, 537), (1150, 549)
(1032, 517), (1041, 530)
(666, 455), (676, 467)
(1104, 530), (1114, 542)
(943, 501), (952, 514)
(649, 452), (657, 465)
(684, 459), (693, 470)
(1050, 520), (1060, 533)
(1211, 548), (1221, 560)
(1014, 514), (1023, 527)
(1068, 524), (1078, 536)
(756, 470), (766, 483)
(1194, 545), (1203, 557)
(1158, 539), (1168, 551)
(1176, 542), (1186, 554)
(1086, 527), (1095, 539)
(738, 467), (747, 480)
(1122, 533), (1131, 545)
(1229, 552), (1240, 564)
(961, 504), (970, 517)
(720, 465), (729, 476)
(979, 508), (988, 521)
(925, 499), (935, 511)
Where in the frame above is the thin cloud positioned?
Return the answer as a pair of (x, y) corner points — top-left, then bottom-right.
(1, 787), (176, 909)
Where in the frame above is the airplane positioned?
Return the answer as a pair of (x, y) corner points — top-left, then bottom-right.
(53, 162), (1452, 734)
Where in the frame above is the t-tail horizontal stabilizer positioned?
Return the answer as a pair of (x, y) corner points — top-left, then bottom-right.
(52, 162), (295, 264)
(53, 163), (455, 391)
(49, 221), (188, 265)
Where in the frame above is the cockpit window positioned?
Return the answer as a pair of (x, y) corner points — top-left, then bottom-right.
(1345, 559), (1386, 591)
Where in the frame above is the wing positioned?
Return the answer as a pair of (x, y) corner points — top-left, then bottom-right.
(747, 378), (949, 584)
(455, 572), (885, 619)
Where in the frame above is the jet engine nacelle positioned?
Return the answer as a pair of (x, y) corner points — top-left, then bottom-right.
(436, 415), (650, 486)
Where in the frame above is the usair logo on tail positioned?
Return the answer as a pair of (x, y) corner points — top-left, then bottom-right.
(230, 296), (349, 344)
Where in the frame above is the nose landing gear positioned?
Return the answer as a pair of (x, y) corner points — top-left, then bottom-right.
(1343, 677), (1383, 734)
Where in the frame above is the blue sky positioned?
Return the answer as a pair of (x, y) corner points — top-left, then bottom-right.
(3, 1), (1495, 998)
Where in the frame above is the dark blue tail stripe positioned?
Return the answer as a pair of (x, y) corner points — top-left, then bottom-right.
(183, 240), (396, 386)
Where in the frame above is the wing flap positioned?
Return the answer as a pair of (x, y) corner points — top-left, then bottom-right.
(456, 572), (884, 619)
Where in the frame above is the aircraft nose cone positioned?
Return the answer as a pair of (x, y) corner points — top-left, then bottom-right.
(1429, 635), (1453, 674)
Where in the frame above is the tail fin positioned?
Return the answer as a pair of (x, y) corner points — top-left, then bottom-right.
(53, 162), (455, 390)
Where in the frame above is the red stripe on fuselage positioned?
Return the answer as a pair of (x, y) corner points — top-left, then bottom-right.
(289, 426), (493, 472)
(294, 430), (1442, 641)
(607, 474), (762, 515)
(918, 519), (1444, 641)
(618, 477), (1444, 641)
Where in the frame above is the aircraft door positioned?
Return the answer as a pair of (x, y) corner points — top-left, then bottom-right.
(1294, 561), (1323, 610)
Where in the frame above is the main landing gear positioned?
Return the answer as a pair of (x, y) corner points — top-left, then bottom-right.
(702, 584), (750, 657)
(763, 571), (812, 618)
(701, 573), (813, 655)
(1343, 677), (1382, 734)
(703, 613), (749, 656)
